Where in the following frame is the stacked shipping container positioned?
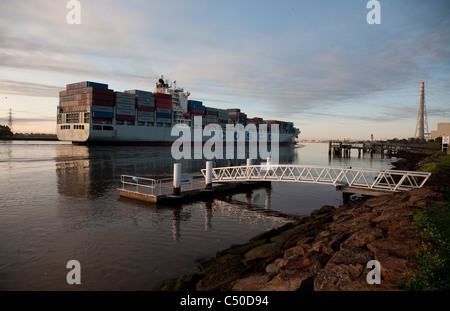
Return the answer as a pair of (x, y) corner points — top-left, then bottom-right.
(205, 107), (218, 125)
(187, 100), (206, 125)
(90, 88), (114, 123)
(114, 92), (136, 122)
(154, 93), (172, 123)
(248, 117), (264, 125)
(59, 81), (114, 125)
(227, 109), (248, 125)
(188, 100), (206, 116)
(59, 81), (294, 134)
(217, 109), (228, 126)
(125, 90), (155, 123)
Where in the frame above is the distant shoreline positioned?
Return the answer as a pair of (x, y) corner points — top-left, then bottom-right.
(0, 136), (58, 141)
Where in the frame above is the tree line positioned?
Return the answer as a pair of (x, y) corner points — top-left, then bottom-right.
(0, 125), (13, 138)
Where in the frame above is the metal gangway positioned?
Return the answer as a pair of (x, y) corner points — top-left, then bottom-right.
(200, 164), (431, 194)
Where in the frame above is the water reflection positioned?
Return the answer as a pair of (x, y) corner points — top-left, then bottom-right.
(55, 144), (295, 198)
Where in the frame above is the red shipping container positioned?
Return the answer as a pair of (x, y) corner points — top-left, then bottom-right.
(153, 93), (172, 100)
(92, 99), (114, 107)
(89, 87), (114, 95)
(93, 93), (114, 101)
(137, 105), (155, 112)
(155, 101), (172, 109)
(92, 118), (112, 124)
(190, 109), (206, 116)
(155, 98), (172, 105)
(250, 117), (263, 121)
(116, 114), (135, 121)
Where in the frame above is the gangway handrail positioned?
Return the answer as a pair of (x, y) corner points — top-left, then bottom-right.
(121, 175), (158, 195)
(200, 164), (431, 193)
(120, 174), (198, 196)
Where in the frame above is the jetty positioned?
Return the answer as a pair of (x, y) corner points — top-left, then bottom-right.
(328, 140), (430, 158)
(117, 159), (431, 204)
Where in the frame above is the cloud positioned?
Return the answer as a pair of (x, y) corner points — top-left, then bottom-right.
(0, 0), (449, 136)
(0, 79), (61, 98)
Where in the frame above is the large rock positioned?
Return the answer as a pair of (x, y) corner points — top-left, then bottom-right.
(283, 245), (306, 258)
(280, 255), (310, 270)
(328, 214), (376, 234)
(314, 263), (365, 291)
(376, 252), (419, 282)
(328, 248), (373, 266)
(310, 205), (335, 219)
(340, 227), (384, 249)
(375, 216), (415, 232)
(407, 188), (444, 207)
(303, 251), (332, 274)
(265, 257), (290, 273)
(364, 194), (403, 211)
(367, 237), (425, 258)
(244, 243), (283, 262)
(260, 270), (314, 291)
(372, 206), (420, 232)
(270, 224), (306, 245)
(229, 273), (275, 291)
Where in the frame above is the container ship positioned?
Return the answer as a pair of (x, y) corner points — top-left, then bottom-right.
(56, 77), (300, 145)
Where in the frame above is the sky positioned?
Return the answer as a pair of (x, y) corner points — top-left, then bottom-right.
(0, 0), (449, 140)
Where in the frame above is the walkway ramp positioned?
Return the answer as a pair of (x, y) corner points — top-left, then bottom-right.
(201, 164), (431, 195)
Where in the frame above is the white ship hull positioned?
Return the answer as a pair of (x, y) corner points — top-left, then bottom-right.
(57, 122), (298, 146)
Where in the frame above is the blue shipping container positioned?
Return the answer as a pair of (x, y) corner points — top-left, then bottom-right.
(188, 100), (205, 110)
(86, 81), (108, 89)
(156, 112), (172, 119)
(92, 111), (113, 119)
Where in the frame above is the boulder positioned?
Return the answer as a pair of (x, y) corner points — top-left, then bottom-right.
(304, 251), (332, 274)
(340, 227), (385, 249)
(311, 231), (349, 255)
(229, 273), (275, 291)
(376, 253), (419, 282)
(244, 243), (283, 262)
(314, 263), (365, 291)
(407, 188), (444, 206)
(375, 216), (414, 232)
(328, 248), (373, 266)
(265, 258), (289, 273)
(284, 245), (306, 258)
(280, 255), (310, 270)
(367, 237), (426, 258)
(260, 271), (314, 291)
(311, 205), (335, 219)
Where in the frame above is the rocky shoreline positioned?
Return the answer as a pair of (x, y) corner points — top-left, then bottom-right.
(157, 151), (447, 291)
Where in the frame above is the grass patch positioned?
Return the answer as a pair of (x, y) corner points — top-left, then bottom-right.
(156, 273), (202, 291)
(405, 191), (450, 291)
(421, 154), (450, 174)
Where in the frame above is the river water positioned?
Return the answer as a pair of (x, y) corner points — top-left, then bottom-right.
(0, 141), (396, 290)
